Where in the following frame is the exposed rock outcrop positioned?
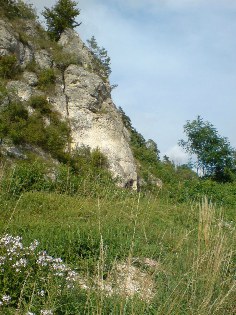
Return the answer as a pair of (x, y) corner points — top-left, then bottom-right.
(0, 18), (137, 188)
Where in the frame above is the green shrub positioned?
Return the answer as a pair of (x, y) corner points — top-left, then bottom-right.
(87, 36), (111, 79)
(0, 102), (28, 142)
(70, 146), (109, 175)
(25, 59), (38, 72)
(0, 83), (8, 103)
(29, 95), (52, 115)
(43, 122), (70, 159)
(53, 49), (80, 71)
(0, 97), (70, 160)
(18, 31), (29, 45)
(38, 68), (56, 90)
(91, 147), (109, 169)
(0, 54), (19, 79)
(0, 0), (36, 20)
(21, 112), (46, 145)
(1, 161), (51, 196)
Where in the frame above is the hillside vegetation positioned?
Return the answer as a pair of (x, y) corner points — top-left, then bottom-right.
(0, 1), (235, 314)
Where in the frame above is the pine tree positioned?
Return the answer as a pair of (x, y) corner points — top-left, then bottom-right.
(42, 0), (81, 41)
(87, 36), (111, 78)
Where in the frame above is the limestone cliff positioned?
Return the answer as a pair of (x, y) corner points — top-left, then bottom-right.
(0, 18), (137, 188)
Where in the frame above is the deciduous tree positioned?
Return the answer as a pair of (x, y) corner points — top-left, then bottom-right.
(179, 116), (235, 181)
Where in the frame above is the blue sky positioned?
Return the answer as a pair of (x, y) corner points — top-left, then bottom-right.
(33, 0), (236, 163)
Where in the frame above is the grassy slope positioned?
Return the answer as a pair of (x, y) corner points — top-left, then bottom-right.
(0, 191), (235, 314)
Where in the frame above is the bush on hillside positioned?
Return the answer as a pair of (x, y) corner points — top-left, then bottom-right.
(0, 96), (70, 161)
(1, 161), (51, 195)
(0, 54), (20, 79)
(0, 0), (36, 20)
(38, 68), (56, 91)
(29, 95), (52, 115)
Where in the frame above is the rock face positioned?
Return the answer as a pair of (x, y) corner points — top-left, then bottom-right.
(0, 18), (137, 188)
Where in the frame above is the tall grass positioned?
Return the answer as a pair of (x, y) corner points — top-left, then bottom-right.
(0, 161), (235, 313)
(155, 198), (235, 315)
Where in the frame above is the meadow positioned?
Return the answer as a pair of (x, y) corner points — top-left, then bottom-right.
(0, 177), (235, 314)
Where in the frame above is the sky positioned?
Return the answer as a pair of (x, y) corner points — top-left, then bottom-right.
(32, 0), (236, 164)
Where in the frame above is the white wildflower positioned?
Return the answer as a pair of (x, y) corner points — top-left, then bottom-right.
(28, 240), (39, 251)
(13, 258), (27, 270)
(37, 251), (54, 267)
(53, 258), (63, 263)
(40, 310), (53, 315)
(66, 270), (78, 288)
(37, 290), (45, 297)
(2, 295), (11, 304)
(0, 256), (5, 265)
(52, 262), (67, 276)
(66, 270), (77, 281)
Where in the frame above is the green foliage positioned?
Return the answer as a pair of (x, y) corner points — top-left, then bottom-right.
(164, 177), (236, 207)
(0, 83), (8, 103)
(38, 68), (56, 91)
(43, 120), (70, 160)
(42, 0), (81, 41)
(25, 59), (38, 72)
(0, 192), (234, 314)
(146, 139), (160, 156)
(118, 107), (200, 193)
(0, 96), (70, 160)
(87, 35), (112, 79)
(118, 106), (162, 187)
(53, 164), (115, 198)
(179, 116), (236, 182)
(0, 0), (36, 20)
(118, 106), (132, 129)
(0, 102), (28, 143)
(90, 147), (109, 169)
(0, 233), (78, 314)
(18, 30), (29, 45)
(29, 95), (52, 115)
(0, 54), (20, 79)
(53, 49), (80, 71)
(2, 161), (50, 196)
(69, 146), (111, 181)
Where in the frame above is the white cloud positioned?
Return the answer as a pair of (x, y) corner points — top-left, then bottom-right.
(164, 145), (189, 165)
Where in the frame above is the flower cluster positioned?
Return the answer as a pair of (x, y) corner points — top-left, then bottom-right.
(40, 310), (53, 315)
(26, 310), (53, 315)
(0, 234), (78, 312)
(0, 294), (11, 307)
(0, 234), (77, 281)
(66, 270), (78, 288)
(36, 250), (77, 286)
(0, 234), (40, 273)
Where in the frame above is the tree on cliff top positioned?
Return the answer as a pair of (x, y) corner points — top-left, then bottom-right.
(42, 0), (81, 41)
